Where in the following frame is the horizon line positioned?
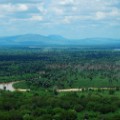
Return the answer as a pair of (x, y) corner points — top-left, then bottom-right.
(0, 33), (120, 40)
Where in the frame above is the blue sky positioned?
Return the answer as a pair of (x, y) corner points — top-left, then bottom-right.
(0, 0), (120, 39)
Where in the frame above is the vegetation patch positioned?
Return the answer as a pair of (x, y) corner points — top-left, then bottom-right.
(13, 81), (30, 89)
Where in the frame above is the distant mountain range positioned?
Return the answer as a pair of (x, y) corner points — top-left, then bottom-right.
(0, 34), (120, 46)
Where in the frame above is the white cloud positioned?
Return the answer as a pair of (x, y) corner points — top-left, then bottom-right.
(0, 0), (120, 26)
(95, 8), (120, 20)
(96, 12), (106, 20)
(30, 15), (43, 21)
(0, 3), (28, 13)
(62, 16), (72, 23)
(12, 15), (43, 21)
(58, 0), (75, 5)
(37, 6), (47, 14)
(17, 4), (28, 11)
(62, 15), (95, 24)
(52, 7), (64, 15)
(110, 8), (120, 16)
(37, 3), (47, 15)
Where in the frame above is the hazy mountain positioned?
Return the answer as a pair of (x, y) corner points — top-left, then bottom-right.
(0, 34), (120, 46)
(0, 34), (69, 46)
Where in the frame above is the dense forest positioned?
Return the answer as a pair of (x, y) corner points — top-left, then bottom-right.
(0, 47), (120, 88)
(1, 90), (120, 120)
(0, 47), (120, 120)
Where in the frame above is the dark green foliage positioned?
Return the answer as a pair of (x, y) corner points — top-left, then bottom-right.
(0, 91), (120, 119)
(0, 47), (120, 119)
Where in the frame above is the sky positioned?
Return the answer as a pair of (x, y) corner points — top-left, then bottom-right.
(0, 0), (120, 39)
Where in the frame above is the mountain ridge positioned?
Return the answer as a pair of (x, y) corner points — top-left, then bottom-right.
(0, 34), (120, 46)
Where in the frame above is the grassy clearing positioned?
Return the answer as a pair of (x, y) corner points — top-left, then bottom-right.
(72, 76), (120, 88)
(13, 81), (29, 89)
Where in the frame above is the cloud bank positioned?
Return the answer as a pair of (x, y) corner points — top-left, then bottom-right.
(0, 0), (120, 38)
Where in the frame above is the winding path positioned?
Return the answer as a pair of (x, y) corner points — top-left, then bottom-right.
(57, 87), (117, 92)
(0, 81), (30, 92)
(0, 81), (117, 93)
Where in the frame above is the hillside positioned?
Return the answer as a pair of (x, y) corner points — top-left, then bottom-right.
(0, 34), (120, 46)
